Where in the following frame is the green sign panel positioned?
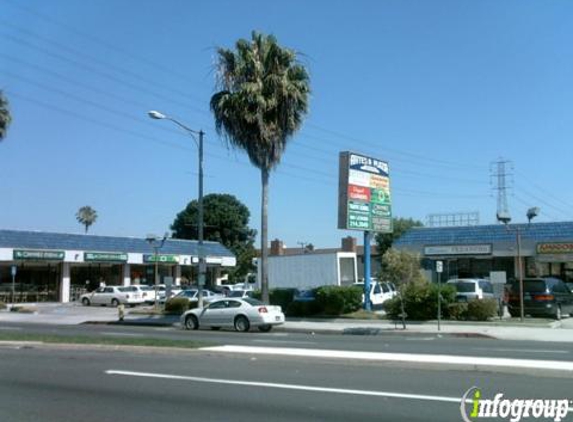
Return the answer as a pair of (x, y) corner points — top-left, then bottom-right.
(13, 250), (65, 261)
(84, 252), (128, 262)
(144, 254), (179, 264)
(338, 152), (393, 233)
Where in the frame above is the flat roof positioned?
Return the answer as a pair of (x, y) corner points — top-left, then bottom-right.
(0, 229), (234, 258)
(395, 222), (573, 247)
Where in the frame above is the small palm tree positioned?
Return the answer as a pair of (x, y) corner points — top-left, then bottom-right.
(76, 206), (98, 234)
(0, 90), (12, 141)
(211, 31), (310, 303)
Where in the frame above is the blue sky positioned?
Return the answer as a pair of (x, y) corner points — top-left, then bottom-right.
(1, 0), (572, 248)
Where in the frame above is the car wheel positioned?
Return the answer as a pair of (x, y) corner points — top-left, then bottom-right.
(258, 324), (272, 333)
(111, 298), (120, 307)
(234, 315), (250, 332)
(555, 305), (562, 321)
(184, 315), (199, 330)
(81, 298), (90, 306)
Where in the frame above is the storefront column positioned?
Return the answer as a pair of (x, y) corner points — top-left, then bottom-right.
(175, 265), (182, 286)
(123, 264), (131, 286)
(61, 262), (70, 303)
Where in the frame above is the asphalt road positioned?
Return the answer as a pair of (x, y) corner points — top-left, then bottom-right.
(2, 322), (573, 363)
(1, 342), (572, 422)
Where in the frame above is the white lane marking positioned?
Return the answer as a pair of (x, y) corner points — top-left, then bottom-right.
(101, 332), (144, 337)
(200, 345), (573, 371)
(0, 327), (23, 331)
(251, 339), (317, 345)
(106, 370), (469, 404)
(473, 347), (570, 355)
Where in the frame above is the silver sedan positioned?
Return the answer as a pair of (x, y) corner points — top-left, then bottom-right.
(180, 298), (285, 332)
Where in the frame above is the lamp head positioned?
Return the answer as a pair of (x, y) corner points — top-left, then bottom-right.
(145, 234), (158, 243)
(496, 212), (512, 225)
(527, 207), (540, 223)
(148, 110), (166, 120)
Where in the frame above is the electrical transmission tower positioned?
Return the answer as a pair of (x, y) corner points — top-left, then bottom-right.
(491, 158), (513, 223)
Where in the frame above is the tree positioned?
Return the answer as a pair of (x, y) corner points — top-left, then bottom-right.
(171, 194), (257, 282)
(210, 31), (310, 303)
(375, 217), (423, 256)
(0, 90), (12, 141)
(379, 248), (426, 287)
(76, 206), (98, 234)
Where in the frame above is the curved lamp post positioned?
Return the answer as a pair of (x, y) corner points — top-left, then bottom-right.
(148, 110), (205, 308)
(497, 207), (540, 322)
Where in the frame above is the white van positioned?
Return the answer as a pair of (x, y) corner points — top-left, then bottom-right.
(353, 281), (396, 308)
(446, 278), (495, 301)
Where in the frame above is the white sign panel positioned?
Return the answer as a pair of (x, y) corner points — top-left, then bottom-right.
(424, 244), (492, 256)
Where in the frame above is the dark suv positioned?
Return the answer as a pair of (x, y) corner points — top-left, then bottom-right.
(508, 277), (573, 320)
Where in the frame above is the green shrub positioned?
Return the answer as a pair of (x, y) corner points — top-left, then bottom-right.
(447, 302), (469, 321)
(315, 286), (362, 316)
(268, 288), (296, 310)
(384, 282), (457, 321)
(286, 300), (320, 317)
(164, 298), (197, 315)
(467, 299), (498, 321)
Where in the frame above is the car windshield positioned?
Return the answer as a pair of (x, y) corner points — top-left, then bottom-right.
(228, 291), (244, 297)
(453, 282), (476, 293)
(479, 281), (494, 294)
(517, 280), (547, 293)
(243, 298), (264, 307)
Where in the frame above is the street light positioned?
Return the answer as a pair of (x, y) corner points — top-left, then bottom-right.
(148, 110), (206, 308)
(497, 207), (540, 322)
(146, 233), (168, 309)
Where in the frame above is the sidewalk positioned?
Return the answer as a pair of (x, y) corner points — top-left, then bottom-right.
(1, 303), (572, 343)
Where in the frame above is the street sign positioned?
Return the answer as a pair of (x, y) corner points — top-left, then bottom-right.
(10, 265), (16, 277)
(436, 261), (443, 273)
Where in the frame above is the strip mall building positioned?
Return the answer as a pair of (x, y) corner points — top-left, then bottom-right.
(0, 229), (235, 303)
(394, 222), (573, 283)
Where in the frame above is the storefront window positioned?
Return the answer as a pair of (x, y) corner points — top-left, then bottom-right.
(0, 263), (60, 302)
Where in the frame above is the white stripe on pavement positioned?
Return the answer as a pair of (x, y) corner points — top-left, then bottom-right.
(200, 345), (573, 371)
(105, 369), (469, 404)
(473, 347), (570, 355)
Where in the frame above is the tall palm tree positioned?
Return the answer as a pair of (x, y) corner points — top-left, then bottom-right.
(0, 90), (12, 141)
(76, 206), (98, 234)
(211, 31), (310, 303)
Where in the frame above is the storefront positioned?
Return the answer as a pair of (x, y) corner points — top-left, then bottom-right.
(394, 222), (573, 283)
(0, 229), (236, 303)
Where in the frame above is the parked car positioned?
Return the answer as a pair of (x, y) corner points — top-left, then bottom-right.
(352, 281), (395, 309)
(166, 289), (222, 304)
(292, 289), (316, 302)
(446, 278), (495, 302)
(156, 284), (183, 302)
(508, 277), (573, 320)
(80, 286), (145, 307)
(181, 297), (285, 332)
(131, 285), (156, 304)
(227, 289), (256, 299)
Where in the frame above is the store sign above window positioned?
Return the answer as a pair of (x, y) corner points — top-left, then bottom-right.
(13, 249), (65, 260)
(424, 244), (492, 256)
(143, 254), (179, 263)
(84, 252), (128, 262)
(536, 243), (573, 255)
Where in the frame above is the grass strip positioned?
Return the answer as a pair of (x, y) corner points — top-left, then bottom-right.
(0, 332), (211, 349)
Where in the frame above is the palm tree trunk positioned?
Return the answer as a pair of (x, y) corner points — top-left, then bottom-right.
(85, 224), (88, 234)
(261, 167), (270, 303)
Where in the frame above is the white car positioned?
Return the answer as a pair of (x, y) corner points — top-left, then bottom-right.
(131, 285), (157, 304)
(80, 286), (145, 307)
(181, 297), (285, 332)
(167, 289), (222, 304)
(226, 289), (256, 299)
(353, 281), (396, 308)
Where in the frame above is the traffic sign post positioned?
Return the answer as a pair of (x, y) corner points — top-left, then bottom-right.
(10, 265), (17, 305)
(436, 261), (443, 332)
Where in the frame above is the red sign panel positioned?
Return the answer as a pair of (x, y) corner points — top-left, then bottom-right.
(348, 185), (371, 202)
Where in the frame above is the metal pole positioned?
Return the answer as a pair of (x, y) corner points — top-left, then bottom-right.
(516, 227), (524, 322)
(363, 231), (371, 311)
(154, 246), (159, 310)
(197, 130), (205, 308)
(437, 270), (441, 331)
(11, 271), (15, 305)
